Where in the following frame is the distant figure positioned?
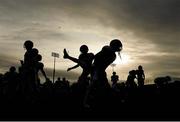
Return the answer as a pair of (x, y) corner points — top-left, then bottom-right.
(126, 70), (137, 88)
(136, 65), (145, 87)
(154, 76), (171, 88)
(4, 66), (19, 97)
(92, 39), (123, 88)
(61, 77), (70, 89)
(63, 45), (94, 84)
(55, 77), (62, 87)
(111, 72), (119, 88)
(43, 78), (53, 95)
(43, 78), (53, 87)
(56, 77), (61, 82)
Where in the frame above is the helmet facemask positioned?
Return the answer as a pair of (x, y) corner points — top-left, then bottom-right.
(118, 51), (122, 60)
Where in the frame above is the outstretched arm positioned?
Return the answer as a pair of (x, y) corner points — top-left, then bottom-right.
(40, 68), (48, 80)
(67, 64), (79, 72)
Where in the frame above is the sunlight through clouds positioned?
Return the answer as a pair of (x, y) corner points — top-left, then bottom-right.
(0, 0), (180, 84)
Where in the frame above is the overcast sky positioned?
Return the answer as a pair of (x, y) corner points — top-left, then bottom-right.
(0, 0), (180, 84)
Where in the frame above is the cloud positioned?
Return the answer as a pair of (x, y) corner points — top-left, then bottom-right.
(0, 55), (20, 73)
(0, 0), (180, 83)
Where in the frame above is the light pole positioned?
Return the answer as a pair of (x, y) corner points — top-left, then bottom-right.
(52, 52), (59, 83)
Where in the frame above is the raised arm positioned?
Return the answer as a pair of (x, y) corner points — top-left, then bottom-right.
(40, 68), (48, 79)
(38, 63), (48, 80)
